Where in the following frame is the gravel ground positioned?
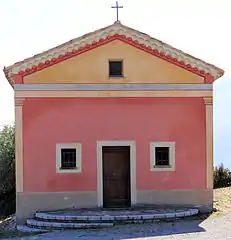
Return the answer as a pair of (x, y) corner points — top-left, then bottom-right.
(0, 215), (16, 232)
(1, 214), (231, 240)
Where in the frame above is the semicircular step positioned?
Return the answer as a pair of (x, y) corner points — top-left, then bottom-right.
(27, 219), (114, 230)
(35, 208), (199, 223)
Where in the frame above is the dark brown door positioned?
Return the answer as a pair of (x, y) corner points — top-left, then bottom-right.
(102, 146), (131, 208)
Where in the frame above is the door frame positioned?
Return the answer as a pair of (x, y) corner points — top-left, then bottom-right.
(97, 140), (136, 207)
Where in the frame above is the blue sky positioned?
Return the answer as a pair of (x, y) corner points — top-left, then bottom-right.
(0, 0), (230, 168)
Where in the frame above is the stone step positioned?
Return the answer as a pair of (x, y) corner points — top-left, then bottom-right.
(17, 224), (50, 233)
(26, 219), (114, 230)
(35, 208), (199, 223)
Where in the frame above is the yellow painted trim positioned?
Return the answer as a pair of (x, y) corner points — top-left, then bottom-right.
(204, 97), (213, 189)
(15, 90), (213, 98)
(15, 98), (24, 193)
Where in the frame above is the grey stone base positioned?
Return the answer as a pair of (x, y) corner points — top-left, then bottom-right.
(194, 204), (213, 213)
(16, 189), (212, 224)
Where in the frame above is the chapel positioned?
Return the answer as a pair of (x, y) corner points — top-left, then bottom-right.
(4, 19), (224, 223)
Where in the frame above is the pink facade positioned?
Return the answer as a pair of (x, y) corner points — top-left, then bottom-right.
(23, 97), (206, 192)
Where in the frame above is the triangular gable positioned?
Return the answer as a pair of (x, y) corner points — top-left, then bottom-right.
(4, 21), (224, 86)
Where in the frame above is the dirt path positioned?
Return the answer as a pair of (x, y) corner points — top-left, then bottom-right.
(213, 187), (231, 216)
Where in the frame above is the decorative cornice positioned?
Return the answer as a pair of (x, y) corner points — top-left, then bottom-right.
(14, 83), (213, 91)
(15, 98), (25, 107)
(4, 22), (224, 86)
(203, 96), (213, 105)
(15, 90), (212, 98)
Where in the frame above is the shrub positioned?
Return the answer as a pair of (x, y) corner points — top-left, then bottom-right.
(214, 163), (231, 189)
(0, 124), (15, 217)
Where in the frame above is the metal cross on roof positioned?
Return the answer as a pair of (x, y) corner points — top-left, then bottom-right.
(111, 1), (123, 23)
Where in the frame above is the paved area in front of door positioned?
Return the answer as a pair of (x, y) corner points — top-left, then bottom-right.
(4, 214), (231, 240)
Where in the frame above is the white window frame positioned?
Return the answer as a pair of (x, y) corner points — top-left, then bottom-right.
(56, 143), (82, 173)
(150, 142), (175, 171)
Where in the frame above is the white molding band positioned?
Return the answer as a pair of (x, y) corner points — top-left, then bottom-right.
(15, 90), (212, 98)
(97, 140), (136, 207)
(14, 84), (213, 91)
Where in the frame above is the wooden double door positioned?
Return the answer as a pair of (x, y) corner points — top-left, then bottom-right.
(102, 146), (131, 208)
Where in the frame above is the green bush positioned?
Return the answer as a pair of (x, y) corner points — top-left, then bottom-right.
(0, 124), (15, 217)
(214, 163), (231, 189)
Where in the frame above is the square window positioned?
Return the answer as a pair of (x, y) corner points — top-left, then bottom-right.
(155, 147), (169, 166)
(61, 148), (76, 169)
(150, 142), (175, 171)
(56, 143), (82, 173)
(109, 61), (123, 77)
